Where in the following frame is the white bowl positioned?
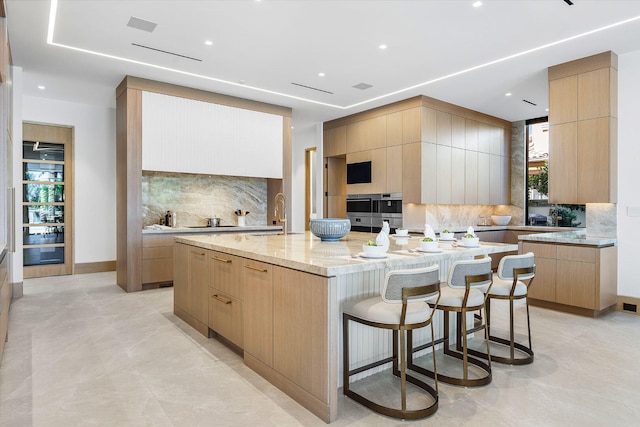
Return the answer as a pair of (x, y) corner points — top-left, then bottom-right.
(460, 236), (480, 247)
(439, 231), (455, 240)
(362, 244), (388, 257)
(419, 239), (439, 252)
(395, 228), (409, 236)
(491, 215), (511, 226)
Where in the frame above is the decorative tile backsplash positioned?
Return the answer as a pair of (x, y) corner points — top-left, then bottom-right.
(141, 171), (268, 227)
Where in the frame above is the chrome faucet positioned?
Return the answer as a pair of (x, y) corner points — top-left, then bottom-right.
(274, 192), (287, 235)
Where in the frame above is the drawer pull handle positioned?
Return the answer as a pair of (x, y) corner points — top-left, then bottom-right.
(212, 294), (232, 304)
(191, 251), (206, 257)
(244, 265), (268, 272)
(212, 256), (232, 263)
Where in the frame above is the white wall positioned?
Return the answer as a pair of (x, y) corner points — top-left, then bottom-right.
(291, 123), (323, 232)
(20, 82), (116, 265)
(617, 50), (640, 298)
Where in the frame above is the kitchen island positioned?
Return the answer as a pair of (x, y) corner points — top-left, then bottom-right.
(173, 231), (518, 422)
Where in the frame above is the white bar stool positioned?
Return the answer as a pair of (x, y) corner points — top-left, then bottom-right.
(342, 265), (441, 420)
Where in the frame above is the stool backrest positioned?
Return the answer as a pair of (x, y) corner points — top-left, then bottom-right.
(498, 252), (535, 281)
(448, 257), (492, 290)
(381, 264), (440, 304)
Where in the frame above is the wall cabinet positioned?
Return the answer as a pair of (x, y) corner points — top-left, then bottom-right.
(324, 125), (346, 157)
(548, 51), (617, 203)
(323, 96), (510, 206)
(521, 241), (617, 316)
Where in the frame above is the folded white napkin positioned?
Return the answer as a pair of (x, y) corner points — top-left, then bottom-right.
(382, 221), (390, 235)
(466, 226), (475, 236)
(376, 230), (390, 248)
(424, 224), (436, 239)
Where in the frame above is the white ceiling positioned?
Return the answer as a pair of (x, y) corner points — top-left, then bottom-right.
(7, 0), (640, 131)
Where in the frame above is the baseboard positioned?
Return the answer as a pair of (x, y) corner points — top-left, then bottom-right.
(74, 261), (116, 274)
(617, 296), (640, 316)
(12, 282), (23, 299)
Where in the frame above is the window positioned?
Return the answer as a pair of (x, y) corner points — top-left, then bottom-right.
(526, 118), (584, 228)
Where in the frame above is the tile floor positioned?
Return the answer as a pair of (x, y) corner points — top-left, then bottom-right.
(1, 272), (640, 426)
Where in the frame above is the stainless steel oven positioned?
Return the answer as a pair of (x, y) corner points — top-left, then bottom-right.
(347, 193), (402, 233)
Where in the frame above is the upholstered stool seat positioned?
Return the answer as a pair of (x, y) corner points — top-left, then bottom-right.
(484, 252), (536, 365)
(343, 265), (441, 420)
(410, 257), (493, 387)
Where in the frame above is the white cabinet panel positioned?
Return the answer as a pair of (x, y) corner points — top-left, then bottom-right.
(142, 92), (283, 178)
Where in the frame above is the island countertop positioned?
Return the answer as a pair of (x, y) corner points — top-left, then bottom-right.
(175, 231), (518, 277)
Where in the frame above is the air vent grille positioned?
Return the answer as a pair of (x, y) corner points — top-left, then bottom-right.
(127, 16), (157, 33)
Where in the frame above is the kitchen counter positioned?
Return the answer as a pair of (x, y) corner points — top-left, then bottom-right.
(143, 225), (282, 235)
(175, 231), (518, 278)
(518, 230), (616, 247)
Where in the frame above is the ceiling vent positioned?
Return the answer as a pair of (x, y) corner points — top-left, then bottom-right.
(127, 16), (158, 33)
(353, 83), (373, 90)
(131, 43), (202, 61)
(522, 99), (537, 106)
(291, 82), (333, 94)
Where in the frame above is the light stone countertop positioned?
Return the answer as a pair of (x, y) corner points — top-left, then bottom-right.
(175, 231), (518, 277)
(142, 225), (282, 235)
(518, 230), (616, 247)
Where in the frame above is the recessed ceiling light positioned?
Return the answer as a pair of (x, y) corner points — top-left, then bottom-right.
(238, 79), (247, 85)
(505, 92), (512, 97)
(318, 72), (325, 77)
(379, 44), (388, 50)
(473, 1), (483, 7)
(204, 40), (213, 46)
(545, 108), (549, 112)
(37, 85), (46, 90)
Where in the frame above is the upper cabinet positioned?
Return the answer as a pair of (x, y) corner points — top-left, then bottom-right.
(548, 51), (618, 204)
(323, 96), (510, 204)
(141, 92), (284, 179)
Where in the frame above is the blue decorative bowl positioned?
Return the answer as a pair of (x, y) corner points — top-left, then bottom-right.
(309, 218), (351, 242)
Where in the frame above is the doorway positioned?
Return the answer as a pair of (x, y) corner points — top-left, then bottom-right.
(22, 122), (74, 278)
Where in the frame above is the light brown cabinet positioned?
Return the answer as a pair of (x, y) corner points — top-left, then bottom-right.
(345, 148), (387, 194)
(242, 258), (274, 367)
(208, 251), (243, 348)
(521, 241), (617, 315)
(323, 125), (346, 157)
(173, 242), (209, 336)
(142, 235), (174, 284)
(548, 51), (617, 203)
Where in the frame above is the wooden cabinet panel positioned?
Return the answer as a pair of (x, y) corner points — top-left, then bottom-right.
(173, 243), (190, 312)
(421, 107), (437, 143)
(489, 154), (502, 205)
(549, 75), (578, 125)
(549, 122), (578, 203)
(436, 145), (452, 204)
(142, 258), (173, 284)
(190, 248), (209, 325)
(242, 258), (274, 367)
(326, 196), (346, 218)
(324, 125), (346, 157)
(578, 68), (611, 120)
(478, 122), (492, 153)
(346, 116), (386, 153)
(403, 107), (422, 143)
(556, 260), (596, 309)
(326, 157), (345, 197)
(451, 147), (465, 204)
(465, 119), (479, 151)
(465, 150), (478, 204)
(386, 111), (402, 146)
(386, 145), (403, 193)
(523, 242), (557, 259)
(527, 257), (557, 302)
(346, 148), (386, 194)
(451, 115), (466, 149)
(556, 245), (596, 263)
(577, 118), (611, 202)
(273, 267), (329, 402)
(403, 142), (436, 204)
(208, 287), (243, 348)
(209, 251), (242, 299)
(436, 111), (452, 146)
(477, 152), (490, 205)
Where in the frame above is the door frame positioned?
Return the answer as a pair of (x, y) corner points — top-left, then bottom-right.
(22, 122), (74, 278)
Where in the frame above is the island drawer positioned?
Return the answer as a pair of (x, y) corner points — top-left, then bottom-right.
(208, 286), (243, 349)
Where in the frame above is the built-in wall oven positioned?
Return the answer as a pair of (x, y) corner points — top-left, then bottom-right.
(347, 193), (402, 233)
